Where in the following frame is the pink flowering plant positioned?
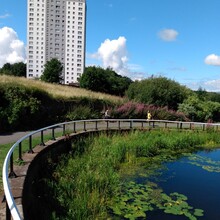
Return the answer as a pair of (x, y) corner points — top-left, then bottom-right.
(111, 102), (189, 121)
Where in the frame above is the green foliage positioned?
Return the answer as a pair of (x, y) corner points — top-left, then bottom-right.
(45, 130), (220, 219)
(80, 66), (132, 96)
(195, 87), (220, 103)
(0, 83), (62, 131)
(48, 135), (122, 219)
(126, 76), (190, 110)
(178, 94), (220, 122)
(111, 101), (189, 121)
(109, 181), (204, 220)
(0, 82), (115, 132)
(0, 62), (26, 77)
(41, 58), (63, 83)
(0, 84), (42, 131)
(66, 105), (100, 120)
(185, 153), (220, 172)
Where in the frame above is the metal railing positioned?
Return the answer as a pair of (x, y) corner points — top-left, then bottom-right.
(2, 119), (220, 220)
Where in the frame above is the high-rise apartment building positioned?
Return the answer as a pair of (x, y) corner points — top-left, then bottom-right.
(26, 0), (86, 84)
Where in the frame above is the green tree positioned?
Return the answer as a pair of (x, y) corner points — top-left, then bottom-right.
(40, 58), (63, 83)
(80, 66), (132, 96)
(0, 62), (26, 76)
(0, 63), (12, 75)
(80, 66), (109, 93)
(11, 62), (26, 77)
(126, 76), (190, 110)
(178, 94), (220, 122)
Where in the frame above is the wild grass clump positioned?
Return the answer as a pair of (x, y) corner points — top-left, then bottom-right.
(47, 130), (220, 219)
(0, 75), (124, 103)
(48, 135), (121, 219)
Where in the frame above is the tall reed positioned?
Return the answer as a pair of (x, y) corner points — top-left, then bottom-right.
(47, 130), (220, 219)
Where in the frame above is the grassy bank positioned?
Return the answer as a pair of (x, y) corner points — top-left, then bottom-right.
(0, 75), (124, 132)
(0, 75), (124, 103)
(43, 129), (220, 220)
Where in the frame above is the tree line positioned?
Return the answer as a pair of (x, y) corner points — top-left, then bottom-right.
(1, 58), (220, 123)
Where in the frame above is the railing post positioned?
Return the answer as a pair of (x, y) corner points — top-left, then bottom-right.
(118, 120), (121, 130)
(141, 121), (144, 129)
(18, 142), (23, 161)
(28, 135), (34, 153)
(51, 128), (56, 140)
(73, 122), (76, 133)
(6, 201), (11, 220)
(95, 121), (98, 130)
(2, 194), (6, 203)
(63, 124), (66, 135)
(130, 120), (133, 129)
(106, 120), (109, 130)
(40, 130), (45, 146)
(84, 121), (86, 131)
(9, 153), (17, 178)
(203, 124), (205, 131)
(165, 122), (167, 129)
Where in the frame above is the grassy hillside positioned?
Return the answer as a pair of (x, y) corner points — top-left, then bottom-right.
(0, 75), (125, 132)
(0, 75), (124, 103)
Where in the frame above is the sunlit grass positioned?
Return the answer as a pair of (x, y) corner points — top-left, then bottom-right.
(0, 75), (124, 103)
(48, 130), (220, 220)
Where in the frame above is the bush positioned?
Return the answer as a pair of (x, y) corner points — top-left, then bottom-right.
(0, 84), (42, 131)
(66, 105), (100, 120)
(111, 102), (189, 121)
(125, 77), (190, 110)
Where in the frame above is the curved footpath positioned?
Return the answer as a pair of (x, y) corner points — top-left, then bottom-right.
(0, 132), (68, 220)
(0, 131), (32, 219)
(0, 131), (32, 145)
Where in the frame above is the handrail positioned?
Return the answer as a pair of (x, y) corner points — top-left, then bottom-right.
(2, 119), (220, 220)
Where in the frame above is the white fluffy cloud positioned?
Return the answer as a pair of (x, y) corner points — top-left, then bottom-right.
(91, 36), (129, 75)
(88, 36), (147, 80)
(158, 29), (179, 41)
(205, 79), (220, 90)
(204, 54), (220, 66)
(0, 27), (26, 67)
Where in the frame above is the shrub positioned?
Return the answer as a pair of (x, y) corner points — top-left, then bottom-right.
(111, 102), (189, 121)
(66, 105), (100, 120)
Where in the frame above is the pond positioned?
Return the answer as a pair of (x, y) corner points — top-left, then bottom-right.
(111, 149), (220, 220)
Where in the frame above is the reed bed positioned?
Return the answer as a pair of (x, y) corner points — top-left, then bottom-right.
(47, 129), (220, 220)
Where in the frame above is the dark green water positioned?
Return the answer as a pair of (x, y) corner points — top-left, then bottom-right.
(145, 149), (220, 220)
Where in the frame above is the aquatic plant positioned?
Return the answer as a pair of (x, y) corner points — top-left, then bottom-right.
(46, 130), (219, 219)
(109, 181), (204, 220)
(185, 153), (220, 173)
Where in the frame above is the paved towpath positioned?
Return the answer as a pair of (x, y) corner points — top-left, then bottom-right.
(0, 131), (32, 145)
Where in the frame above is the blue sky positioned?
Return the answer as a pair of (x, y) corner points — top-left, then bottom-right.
(0, 0), (220, 91)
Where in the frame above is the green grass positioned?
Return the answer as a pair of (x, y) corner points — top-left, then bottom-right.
(2, 129), (220, 218)
(0, 75), (124, 103)
(45, 129), (220, 220)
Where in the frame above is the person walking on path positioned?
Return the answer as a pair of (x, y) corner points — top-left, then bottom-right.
(147, 111), (152, 120)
